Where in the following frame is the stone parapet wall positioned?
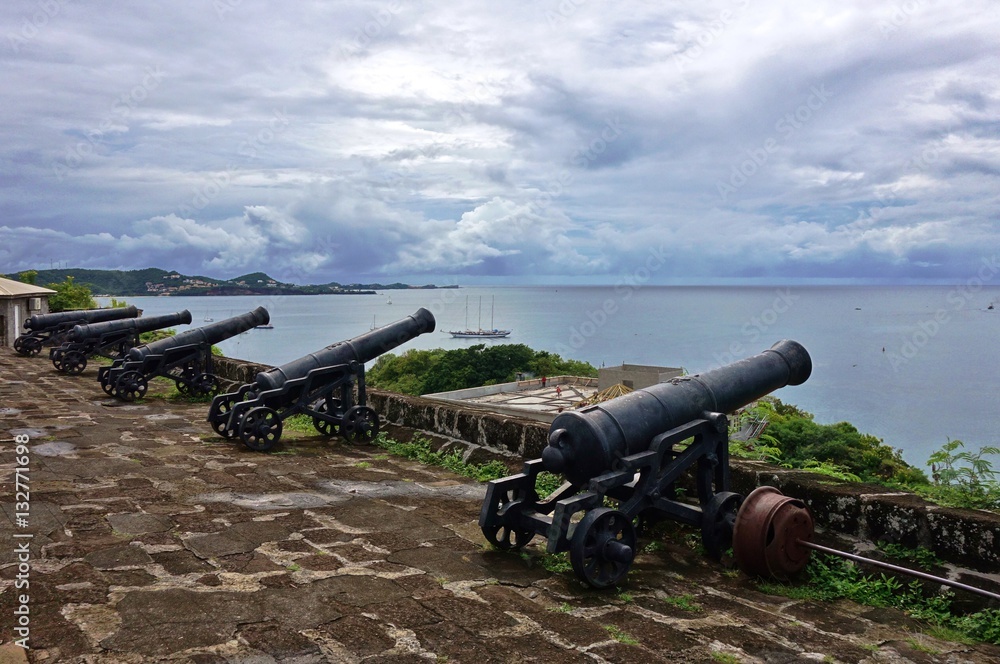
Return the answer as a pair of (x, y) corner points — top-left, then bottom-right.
(369, 388), (1000, 580)
(212, 355), (274, 390)
(213, 358), (999, 580)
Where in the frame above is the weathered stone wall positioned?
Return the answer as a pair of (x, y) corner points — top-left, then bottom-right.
(369, 389), (1000, 581)
(217, 358), (999, 581)
(212, 355), (274, 390)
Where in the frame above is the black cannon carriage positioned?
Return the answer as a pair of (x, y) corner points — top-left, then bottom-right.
(208, 307), (436, 452)
(50, 310), (193, 375)
(14, 306), (139, 357)
(98, 307), (268, 401)
(479, 340), (812, 588)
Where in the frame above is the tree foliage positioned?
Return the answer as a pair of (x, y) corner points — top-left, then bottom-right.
(368, 344), (597, 395)
(746, 398), (928, 485)
(17, 270), (38, 285)
(45, 276), (97, 312)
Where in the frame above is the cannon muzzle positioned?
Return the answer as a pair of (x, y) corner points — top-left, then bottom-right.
(542, 340), (812, 485)
(254, 307), (436, 392)
(127, 307), (269, 360)
(69, 310), (193, 342)
(25, 305), (139, 331)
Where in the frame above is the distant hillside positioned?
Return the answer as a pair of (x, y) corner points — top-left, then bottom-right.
(4, 268), (455, 297)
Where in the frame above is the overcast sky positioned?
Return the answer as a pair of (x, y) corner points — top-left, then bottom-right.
(1, 1), (997, 285)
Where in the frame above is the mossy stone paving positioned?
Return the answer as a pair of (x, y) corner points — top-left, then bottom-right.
(1, 346), (999, 662)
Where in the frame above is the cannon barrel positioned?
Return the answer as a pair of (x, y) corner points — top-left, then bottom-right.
(126, 307), (269, 360)
(25, 306), (139, 331)
(68, 310), (193, 342)
(254, 307), (436, 392)
(542, 340), (812, 485)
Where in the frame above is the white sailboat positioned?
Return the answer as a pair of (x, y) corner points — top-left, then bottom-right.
(449, 295), (511, 339)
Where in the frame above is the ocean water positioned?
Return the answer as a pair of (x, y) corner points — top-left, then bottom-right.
(104, 284), (1000, 468)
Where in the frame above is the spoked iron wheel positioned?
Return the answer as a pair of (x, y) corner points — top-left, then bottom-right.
(701, 491), (744, 560)
(311, 398), (342, 436)
(115, 370), (148, 402)
(99, 370), (117, 396)
(239, 407), (283, 452)
(210, 399), (238, 438)
(340, 405), (379, 444)
(570, 508), (636, 588)
(732, 486), (814, 580)
(51, 348), (65, 371)
(480, 484), (538, 551)
(19, 338), (42, 357)
(191, 373), (220, 397)
(62, 350), (88, 375)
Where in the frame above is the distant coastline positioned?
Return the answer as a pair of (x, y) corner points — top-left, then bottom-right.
(5, 267), (460, 298)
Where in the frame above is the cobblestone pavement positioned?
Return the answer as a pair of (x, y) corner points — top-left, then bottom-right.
(1, 347), (999, 663)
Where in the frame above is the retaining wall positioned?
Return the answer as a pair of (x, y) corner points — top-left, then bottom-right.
(368, 389), (1000, 586)
(215, 357), (1000, 587)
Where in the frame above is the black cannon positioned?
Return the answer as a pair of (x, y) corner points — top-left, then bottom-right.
(479, 340), (812, 588)
(50, 310), (193, 375)
(98, 307), (268, 401)
(14, 306), (139, 357)
(208, 307), (435, 452)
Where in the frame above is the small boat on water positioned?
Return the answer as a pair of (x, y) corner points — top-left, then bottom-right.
(450, 328), (511, 339)
(449, 295), (511, 339)
(255, 324), (274, 329)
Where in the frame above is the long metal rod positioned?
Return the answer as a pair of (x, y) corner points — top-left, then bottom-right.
(799, 540), (1000, 602)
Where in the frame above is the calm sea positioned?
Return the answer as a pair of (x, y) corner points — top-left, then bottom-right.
(103, 284), (1000, 468)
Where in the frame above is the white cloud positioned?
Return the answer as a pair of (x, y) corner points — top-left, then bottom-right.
(0, 0), (998, 282)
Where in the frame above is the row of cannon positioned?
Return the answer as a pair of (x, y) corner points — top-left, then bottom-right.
(15, 304), (437, 452)
(10, 306), (814, 584)
(16, 305), (823, 588)
(18, 306), (986, 599)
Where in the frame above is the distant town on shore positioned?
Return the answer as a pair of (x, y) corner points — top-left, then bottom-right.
(5, 267), (457, 298)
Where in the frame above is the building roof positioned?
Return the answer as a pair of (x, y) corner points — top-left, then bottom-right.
(0, 276), (57, 297)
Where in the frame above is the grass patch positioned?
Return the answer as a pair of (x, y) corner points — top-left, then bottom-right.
(373, 433), (511, 483)
(603, 625), (639, 645)
(529, 551), (572, 574)
(283, 413), (317, 434)
(757, 553), (1000, 645)
(662, 594), (702, 612)
(875, 542), (943, 568)
(710, 652), (740, 663)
